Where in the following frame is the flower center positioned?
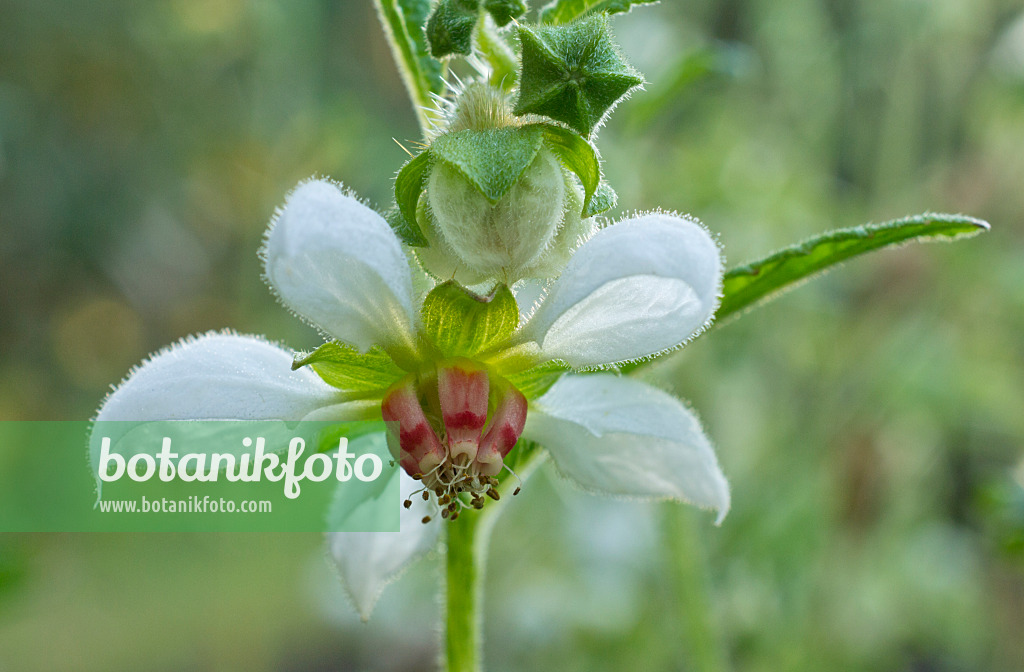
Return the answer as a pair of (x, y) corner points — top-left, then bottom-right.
(381, 358), (527, 521)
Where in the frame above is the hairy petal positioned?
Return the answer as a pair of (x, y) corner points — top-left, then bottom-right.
(524, 374), (730, 522)
(328, 469), (440, 621)
(96, 332), (347, 422)
(523, 213), (722, 367)
(264, 179), (416, 352)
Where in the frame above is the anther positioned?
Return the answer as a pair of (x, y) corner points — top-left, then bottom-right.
(486, 489), (500, 501)
(403, 500), (412, 509)
(422, 516), (432, 524)
(421, 491), (429, 501)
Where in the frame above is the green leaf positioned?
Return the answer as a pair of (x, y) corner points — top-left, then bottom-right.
(422, 281), (520, 357)
(393, 151), (432, 246)
(514, 14), (644, 136)
(536, 123), (600, 214)
(540, 0), (658, 25)
(718, 213), (990, 322)
(430, 126), (545, 203)
(584, 180), (617, 217)
(484, 0), (527, 26)
(503, 360), (570, 399)
(426, 0), (480, 58)
(374, 0), (447, 136)
(292, 342), (404, 392)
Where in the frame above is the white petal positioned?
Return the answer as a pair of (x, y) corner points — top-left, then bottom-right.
(328, 465), (440, 621)
(523, 213), (722, 367)
(524, 374), (730, 522)
(264, 179), (416, 352)
(96, 332), (346, 421)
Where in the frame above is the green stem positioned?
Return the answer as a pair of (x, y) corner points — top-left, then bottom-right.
(663, 505), (730, 672)
(442, 450), (547, 672)
(477, 23), (518, 90)
(445, 511), (483, 672)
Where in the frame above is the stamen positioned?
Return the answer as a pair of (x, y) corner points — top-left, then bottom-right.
(502, 463), (524, 494)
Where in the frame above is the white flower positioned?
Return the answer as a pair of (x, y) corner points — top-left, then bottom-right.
(96, 178), (729, 620)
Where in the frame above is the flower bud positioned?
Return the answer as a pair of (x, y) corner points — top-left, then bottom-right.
(427, 144), (565, 281)
(517, 173), (593, 279)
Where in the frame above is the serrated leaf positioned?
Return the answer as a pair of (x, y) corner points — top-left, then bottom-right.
(717, 213), (991, 322)
(430, 126), (545, 203)
(293, 342), (404, 392)
(584, 180), (617, 216)
(426, 0), (480, 58)
(393, 151), (431, 246)
(484, 0), (527, 26)
(537, 123), (600, 215)
(422, 281), (520, 357)
(503, 360), (570, 399)
(374, 0), (446, 136)
(540, 0), (658, 25)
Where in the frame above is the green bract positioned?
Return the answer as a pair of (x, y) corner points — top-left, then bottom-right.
(291, 343), (404, 393)
(484, 0), (527, 26)
(426, 0), (479, 58)
(425, 0), (528, 58)
(514, 14), (643, 136)
(421, 281), (519, 357)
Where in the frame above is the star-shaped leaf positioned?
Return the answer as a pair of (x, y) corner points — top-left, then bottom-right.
(513, 13), (643, 136)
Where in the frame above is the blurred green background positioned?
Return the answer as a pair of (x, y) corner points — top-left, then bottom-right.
(1, 0), (1023, 670)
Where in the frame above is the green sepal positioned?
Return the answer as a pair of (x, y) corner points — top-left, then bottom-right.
(426, 0), (480, 58)
(718, 213), (991, 322)
(584, 180), (617, 216)
(503, 360), (570, 399)
(514, 14), (643, 136)
(430, 125), (546, 204)
(292, 342), (405, 392)
(484, 0), (527, 26)
(422, 281), (520, 357)
(540, 0), (658, 24)
(392, 150), (432, 246)
(536, 123), (600, 215)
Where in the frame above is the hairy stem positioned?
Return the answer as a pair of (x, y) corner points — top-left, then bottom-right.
(444, 510), (482, 672)
(664, 505), (730, 672)
(442, 450), (547, 672)
(477, 22), (518, 90)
